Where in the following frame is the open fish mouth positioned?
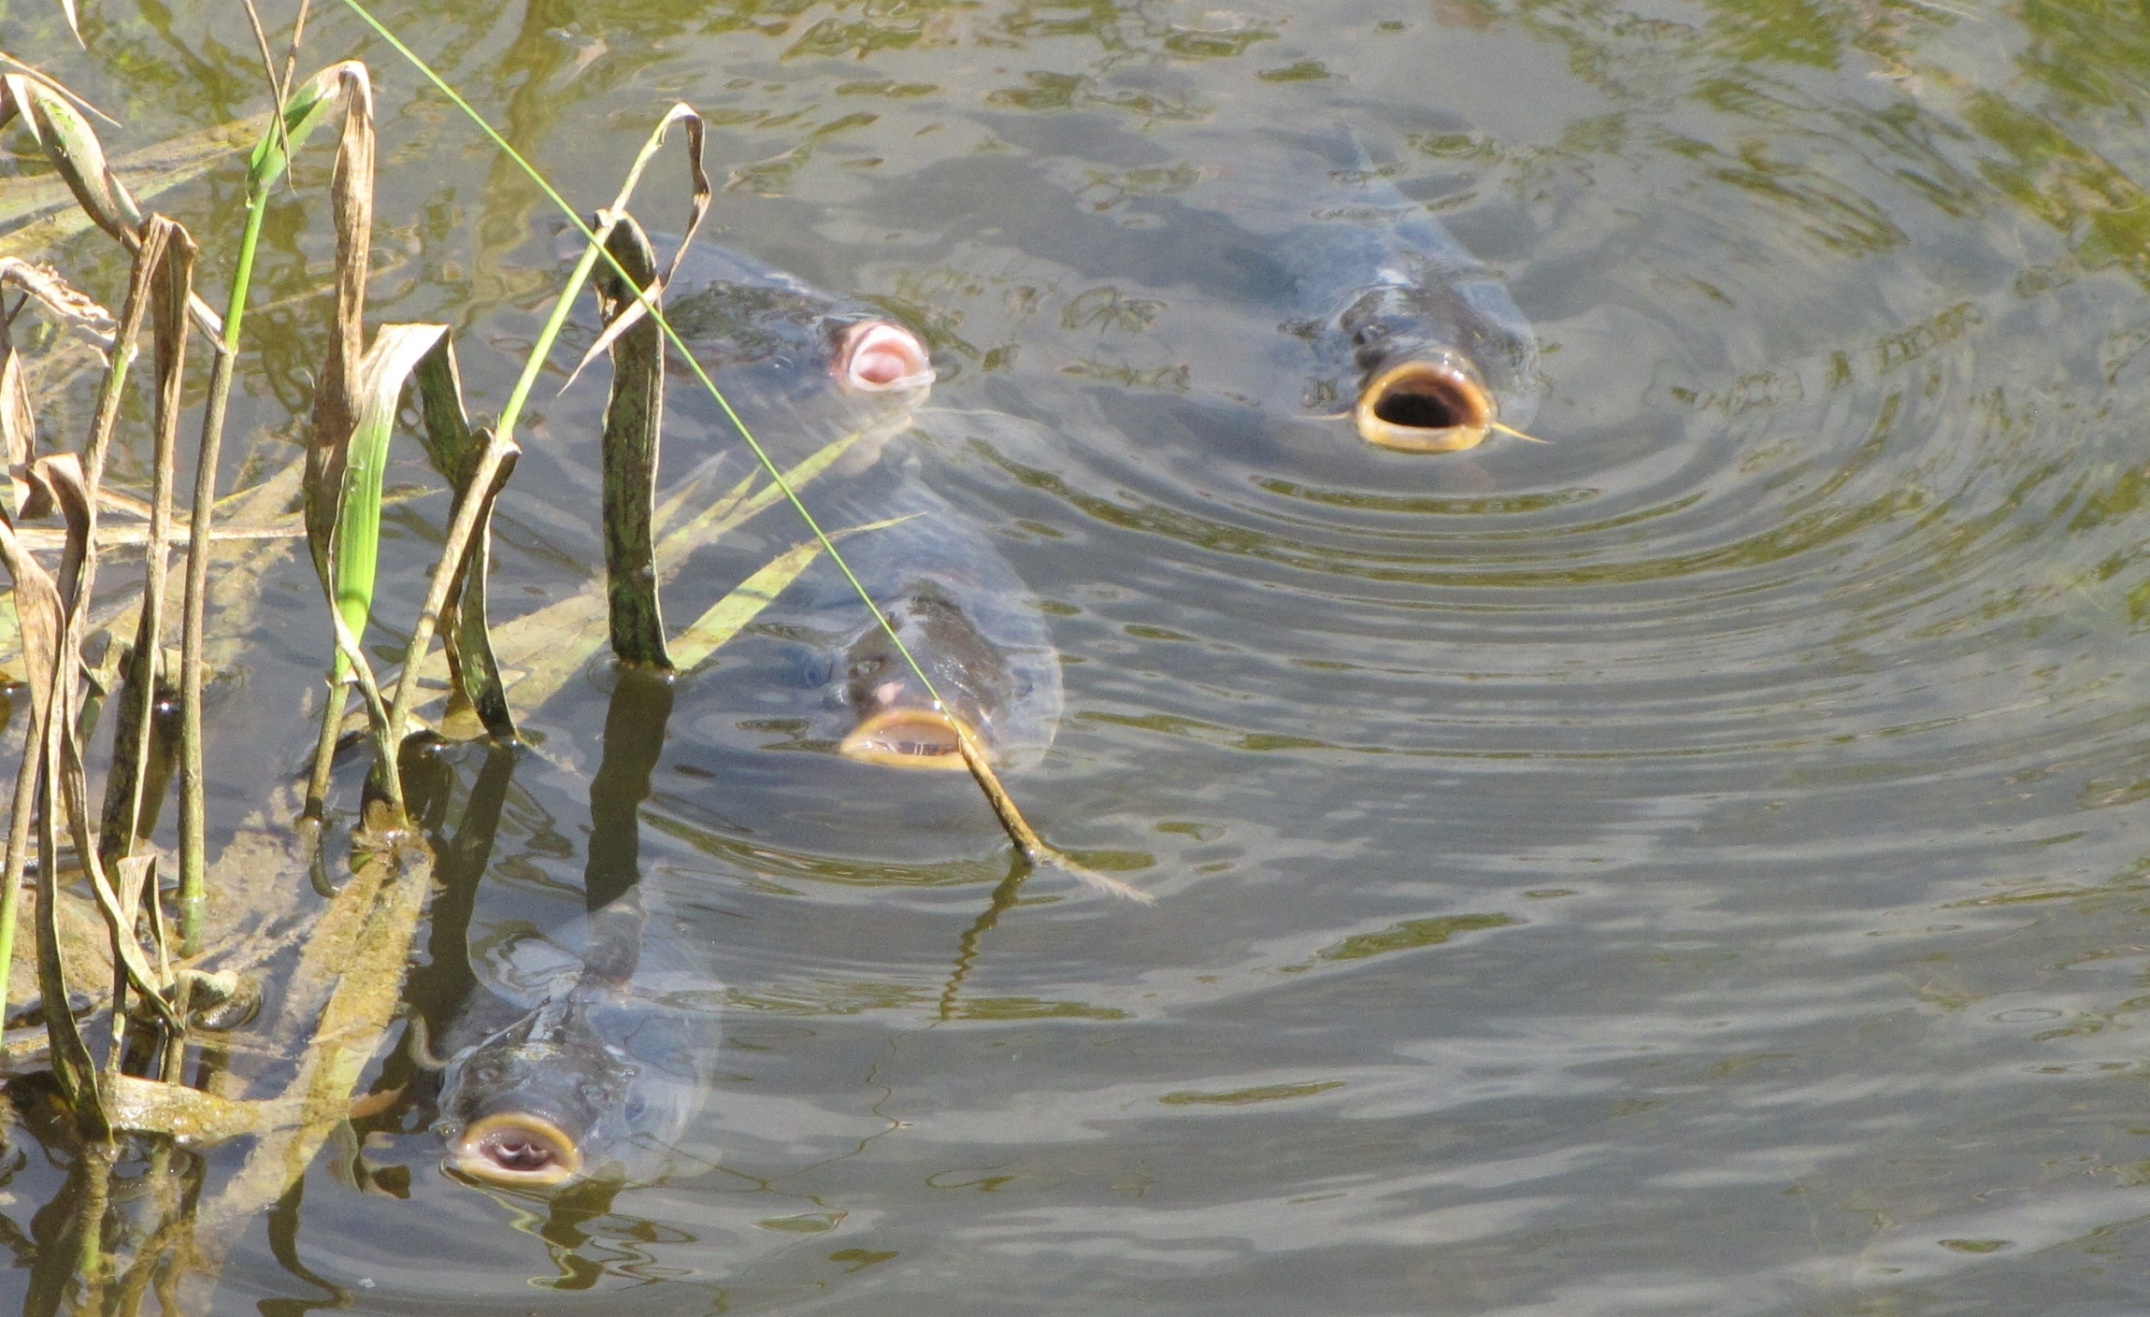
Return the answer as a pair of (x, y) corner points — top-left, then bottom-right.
(446, 1112), (585, 1188)
(839, 706), (973, 771)
(1354, 356), (1495, 453)
(836, 321), (935, 395)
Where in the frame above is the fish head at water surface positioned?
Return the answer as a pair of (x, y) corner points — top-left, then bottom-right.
(1314, 269), (1540, 454)
(1331, 282), (1508, 453)
(836, 580), (1016, 772)
(435, 990), (692, 1191)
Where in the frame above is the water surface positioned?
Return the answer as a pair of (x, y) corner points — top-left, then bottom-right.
(9, 0), (2150, 1311)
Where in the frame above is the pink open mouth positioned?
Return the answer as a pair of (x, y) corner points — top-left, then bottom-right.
(837, 321), (935, 394)
(446, 1112), (584, 1188)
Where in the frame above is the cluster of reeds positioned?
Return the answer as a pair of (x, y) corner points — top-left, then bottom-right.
(0, 2), (1135, 1299)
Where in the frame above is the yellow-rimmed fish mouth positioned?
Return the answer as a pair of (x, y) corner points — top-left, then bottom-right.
(836, 320), (935, 395)
(839, 707), (974, 771)
(1354, 358), (1495, 453)
(447, 1112), (584, 1188)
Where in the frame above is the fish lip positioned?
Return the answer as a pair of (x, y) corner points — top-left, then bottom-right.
(1354, 355), (1495, 453)
(445, 1111), (586, 1189)
(835, 320), (935, 395)
(838, 706), (976, 771)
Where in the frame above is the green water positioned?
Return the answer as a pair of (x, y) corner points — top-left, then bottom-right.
(11, 0), (2150, 1311)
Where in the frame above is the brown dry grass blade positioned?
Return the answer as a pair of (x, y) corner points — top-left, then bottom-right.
(3, 454), (109, 1134)
(99, 217), (196, 873)
(597, 214), (668, 668)
(0, 257), (118, 514)
(561, 105), (710, 389)
(413, 338), (517, 741)
(300, 62), (373, 587)
(32, 456), (183, 1039)
(0, 479), (102, 1130)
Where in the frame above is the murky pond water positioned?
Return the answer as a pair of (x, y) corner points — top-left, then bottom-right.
(10, 0), (2150, 1310)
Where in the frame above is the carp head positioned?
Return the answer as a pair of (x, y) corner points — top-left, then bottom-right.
(436, 995), (635, 1190)
(836, 582), (1010, 772)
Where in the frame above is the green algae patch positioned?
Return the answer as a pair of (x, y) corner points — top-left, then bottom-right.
(1161, 1080), (1346, 1107)
(954, 997), (1129, 1022)
(1316, 912), (1518, 963)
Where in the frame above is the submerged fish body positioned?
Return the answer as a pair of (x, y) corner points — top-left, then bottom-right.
(656, 242), (1063, 772)
(434, 890), (718, 1191)
(769, 464), (1065, 773)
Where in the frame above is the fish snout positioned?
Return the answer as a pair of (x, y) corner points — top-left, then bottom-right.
(445, 1110), (586, 1188)
(1354, 353), (1495, 453)
(836, 320), (935, 395)
(839, 697), (976, 771)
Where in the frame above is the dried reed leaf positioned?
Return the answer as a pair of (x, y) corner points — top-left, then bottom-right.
(0, 113), (269, 257)
(1, 453), (107, 1132)
(300, 62), (374, 589)
(0, 256), (117, 517)
(29, 455), (186, 1032)
(413, 336), (516, 740)
(564, 104), (711, 385)
(100, 217), (196, 872)
(0, 257), (116, 349)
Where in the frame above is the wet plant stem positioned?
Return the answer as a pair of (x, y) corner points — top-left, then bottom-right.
(178, 159), (271, 951)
